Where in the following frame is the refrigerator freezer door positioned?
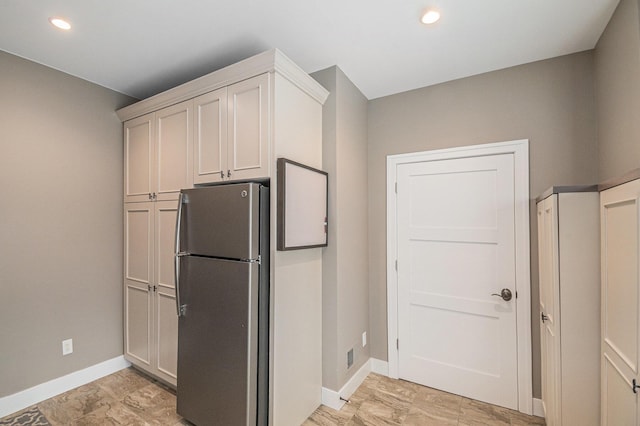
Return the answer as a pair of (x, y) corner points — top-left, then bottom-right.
(177, 255), (259, 426)
(180, 183), (260, 260)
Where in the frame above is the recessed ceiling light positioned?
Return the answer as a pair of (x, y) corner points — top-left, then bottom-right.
(49, 17), (71, 30)
(421, 10), (441, 25)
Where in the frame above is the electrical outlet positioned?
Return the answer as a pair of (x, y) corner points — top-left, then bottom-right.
(362, 331), (367, 347)
(62, 339), (73, 356)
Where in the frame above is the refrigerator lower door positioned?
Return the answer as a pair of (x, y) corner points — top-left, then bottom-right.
(177, 256), (259, 426)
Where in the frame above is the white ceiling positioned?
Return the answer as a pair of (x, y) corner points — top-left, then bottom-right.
(0, 0), (619, 100)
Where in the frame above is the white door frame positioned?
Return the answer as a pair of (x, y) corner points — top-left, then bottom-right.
(386, 139), (532, 415)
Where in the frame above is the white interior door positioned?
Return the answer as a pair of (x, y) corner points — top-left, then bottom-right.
(396, 153), (518, 409)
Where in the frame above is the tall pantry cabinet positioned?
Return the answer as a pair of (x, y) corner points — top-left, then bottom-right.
(536, 187), (600, 426)
(117, 49), (329, 426)
(124, 200), (179, 386)
(599, 172), (640, 425)
(122, 99), (191, 386)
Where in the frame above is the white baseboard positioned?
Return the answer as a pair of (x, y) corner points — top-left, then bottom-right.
(0, 356), (130, 418)
(321, 358), (373, 410)
(532, 398), (545, 418)
(370, 358), (388, 376)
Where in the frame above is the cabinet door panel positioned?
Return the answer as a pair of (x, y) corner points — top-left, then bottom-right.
(156, 287), (178, 384)
(156, 100), (192, 200)
(601, 180), (640, 424)
(228, 73), (269, 180)
(194, 88), (227, 184)
(603, 355), (637, 425)
(541, 196), (561, 425)
(602, 197), (638, 370)
(124, 203), (153, 367)
(124, 114), (154, 202)
(125, 204), (153, 284)
(156, 200), (178, 290)
(125, 283), (152, 366)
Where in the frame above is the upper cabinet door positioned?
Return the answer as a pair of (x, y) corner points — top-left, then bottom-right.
(193, 88), (228, 185)
(227, 73), (269, 181)
(124, 113), (154, 202)
(156, 100), (192, 201)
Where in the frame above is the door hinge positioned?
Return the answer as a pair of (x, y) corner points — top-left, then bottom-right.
(395, 260), (398, 271)
(395, 182), (398, 194)
(396, 338), (399, 350)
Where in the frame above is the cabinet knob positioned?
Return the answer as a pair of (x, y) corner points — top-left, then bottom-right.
(227, 170), (232, 178)
(541, 312), (549, 323)
(220, 171), (224, 179)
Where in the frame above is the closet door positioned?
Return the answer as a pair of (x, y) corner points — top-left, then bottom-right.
(538, 196), (560, 425)
(154, 200), (179, 385)
(124, 202), (154, 367)
(601, 179), (640, 425)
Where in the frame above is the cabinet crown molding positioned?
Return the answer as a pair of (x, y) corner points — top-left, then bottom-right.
(535, 185), (598, 203)
(117, 48), (330, 122)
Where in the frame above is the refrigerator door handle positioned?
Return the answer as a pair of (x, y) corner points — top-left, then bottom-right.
(175, 192), (187, 317)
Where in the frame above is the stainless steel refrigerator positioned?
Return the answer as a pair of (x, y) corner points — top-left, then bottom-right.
(175, 182), (269, 426)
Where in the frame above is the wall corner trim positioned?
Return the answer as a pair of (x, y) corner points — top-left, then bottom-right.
(370, 358), (389, 376)
(532, 398), (545, 418)
(0, 356), (130, 418)
(321, 358), (373, 410)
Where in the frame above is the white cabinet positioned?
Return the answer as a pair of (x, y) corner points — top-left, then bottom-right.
(193, 73), (269, 184)
(123, 113), (153, 202)
(124, 200), (178, 386)
(536, 188), (600, 426)
(124, 100), (192, 202)
(193, 88), (227, 184)
(118, 49), (329, 425)
(600, 175), (640, 425)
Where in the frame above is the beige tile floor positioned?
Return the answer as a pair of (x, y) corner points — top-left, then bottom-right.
(2, 368), (545, 425)
(303, 373), (545, 426)
(1, 368), (188, 426)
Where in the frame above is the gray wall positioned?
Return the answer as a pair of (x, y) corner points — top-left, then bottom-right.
(313, 66), (370, 391)
(367, 51), (599, 398)
(0, 51), (135, 397)
(2, 3), (631, 404)
(595, 0), (640, 181)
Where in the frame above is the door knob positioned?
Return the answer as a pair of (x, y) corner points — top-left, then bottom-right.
(491, 288), (513, 301)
